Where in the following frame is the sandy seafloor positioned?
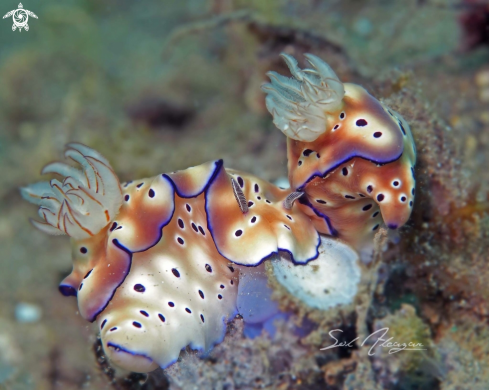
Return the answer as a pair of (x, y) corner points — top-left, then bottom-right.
(1, 0), (489, 389)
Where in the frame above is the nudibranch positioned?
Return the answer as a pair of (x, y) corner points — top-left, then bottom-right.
(262, 54), (417, 250)
(21, 143), (320, 372)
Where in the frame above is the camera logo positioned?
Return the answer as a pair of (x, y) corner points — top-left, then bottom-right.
(3, 3), (38, 32)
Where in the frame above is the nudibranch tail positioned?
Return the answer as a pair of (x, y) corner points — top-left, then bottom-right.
(20, 143), (122, 239)
(261, 53), (345, 142)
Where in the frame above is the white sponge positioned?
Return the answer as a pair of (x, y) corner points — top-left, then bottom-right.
(272, 236), (361, 310)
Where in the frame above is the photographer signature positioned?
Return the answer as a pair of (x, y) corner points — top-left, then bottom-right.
(320, 327), (426, 356)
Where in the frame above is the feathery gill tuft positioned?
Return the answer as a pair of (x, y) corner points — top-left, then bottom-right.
(262, 53), (345, 142)
(20, 143), (122, 239)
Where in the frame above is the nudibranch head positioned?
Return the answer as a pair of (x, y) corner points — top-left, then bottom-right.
(262, 53), (417, 249)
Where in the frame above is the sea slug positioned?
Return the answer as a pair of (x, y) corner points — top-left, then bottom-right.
(262, 53), (416, 250)
(21, 143), (319, 372)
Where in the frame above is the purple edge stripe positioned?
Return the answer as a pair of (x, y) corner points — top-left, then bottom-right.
(59, 285), (77, 297)
(163, 160), (223, 199)
(86, 238), (132, 323)
(59, 158), (317, 368)
(205, 163), (321, 267)
(296, 153), (404, 191)
(106, 342), (155, 363)
(163, 161), (243, 355)
(72, 162), (227, 322)
(298, 197), (338, 236)
(100, 161), (235, 368)
(106, 310), (237, 369)
(67, 175), (177, 322)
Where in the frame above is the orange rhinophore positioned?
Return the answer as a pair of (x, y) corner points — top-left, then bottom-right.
(21, 144), (319, 372)
(262, 53), (416, 250)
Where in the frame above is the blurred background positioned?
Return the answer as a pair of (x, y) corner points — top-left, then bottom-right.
(0, 0), (488, 389)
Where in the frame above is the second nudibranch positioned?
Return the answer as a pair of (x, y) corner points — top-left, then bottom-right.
(262, 53), (417, 250)
(21, 143), (320, 373)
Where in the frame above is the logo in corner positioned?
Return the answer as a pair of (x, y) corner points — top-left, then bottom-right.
(3, 3), (38, 32)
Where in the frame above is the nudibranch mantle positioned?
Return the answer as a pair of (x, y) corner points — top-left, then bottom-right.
(207, 168), (320, 266)
(21, 144), (320, 372)
(286, 83), (405, 191)
(263, 54), (417, 250)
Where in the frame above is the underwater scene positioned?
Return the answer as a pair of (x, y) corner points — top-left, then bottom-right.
(1, 0), (489, 389)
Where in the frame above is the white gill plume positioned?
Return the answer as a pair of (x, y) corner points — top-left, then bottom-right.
(262, 53), (345, 142)
(20, 143), (122, 239)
